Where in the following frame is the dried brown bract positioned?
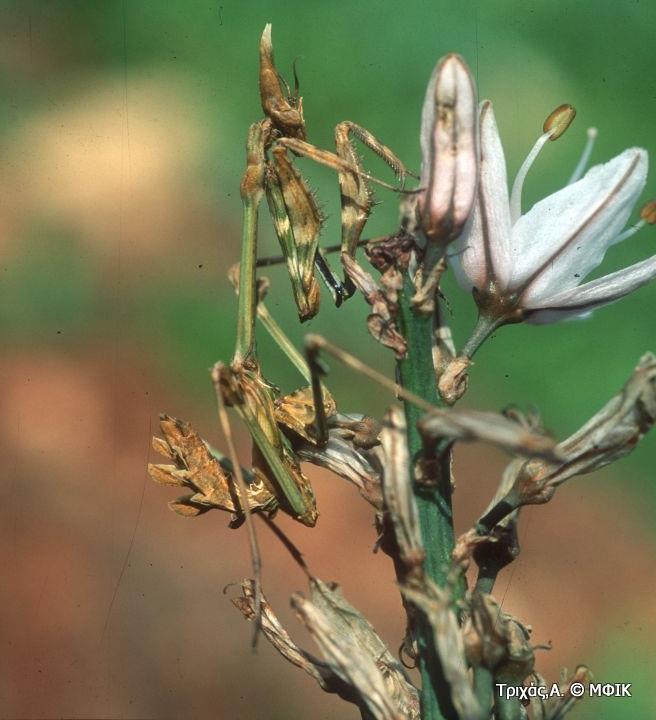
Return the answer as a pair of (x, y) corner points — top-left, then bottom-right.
(342, 253), (407, 358)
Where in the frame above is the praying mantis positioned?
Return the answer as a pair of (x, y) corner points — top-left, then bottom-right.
(149, 25), (556, 533)
(249, 24), (414, 322)
(149, 24), (417, 528)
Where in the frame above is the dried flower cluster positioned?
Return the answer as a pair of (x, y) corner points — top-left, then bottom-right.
(148, 24), (655, 720)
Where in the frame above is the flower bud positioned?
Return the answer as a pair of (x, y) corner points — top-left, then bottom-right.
(640, 199), (656, 224)
(418, 53), (478, 243)
(543, 103), (576, 140)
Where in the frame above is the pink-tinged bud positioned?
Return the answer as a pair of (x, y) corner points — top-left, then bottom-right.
(640, 199), (656, 224)
(543, 103), (576, 140)
(419, 53), (478, 244)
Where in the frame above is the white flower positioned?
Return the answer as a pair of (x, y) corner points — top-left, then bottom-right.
(452, 100), (654, 354)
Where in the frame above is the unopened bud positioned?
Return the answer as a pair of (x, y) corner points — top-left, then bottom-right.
(543, 103), (576, 140)
(419, 53), (478, 243)
(640, 199), (656, 224)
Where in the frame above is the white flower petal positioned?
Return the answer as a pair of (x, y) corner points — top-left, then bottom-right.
(451, 101), (513, 292)
(524, 253), (656, 324)
(511, 148), (648, 304)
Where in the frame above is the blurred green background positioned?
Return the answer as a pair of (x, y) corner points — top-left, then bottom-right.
(1, 1), (654, 718)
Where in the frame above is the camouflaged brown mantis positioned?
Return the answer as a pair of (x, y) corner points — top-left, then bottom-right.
(149, 24), (417, 528)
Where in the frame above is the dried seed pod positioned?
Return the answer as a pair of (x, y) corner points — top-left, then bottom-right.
(437, 356), (471, 405)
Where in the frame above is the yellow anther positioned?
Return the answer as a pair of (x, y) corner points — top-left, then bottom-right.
(543, 104), (576, 141)
(639, 200), (656, 225)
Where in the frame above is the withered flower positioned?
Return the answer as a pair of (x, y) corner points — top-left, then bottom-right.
(479, 353), (656, 527)
(418, 405), (559, 460)
(292, 579), (420, 720)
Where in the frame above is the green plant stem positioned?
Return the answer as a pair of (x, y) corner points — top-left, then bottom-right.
(495, 695), (527, 720)
(473, 666), (494, 720)
(397, 272), (457, 720)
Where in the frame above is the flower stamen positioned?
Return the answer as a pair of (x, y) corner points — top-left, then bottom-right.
(611, 199), (656, 243)
(640, 199), (656, 224)
(509, 103), (576, 224)
(567, 127), (598, 185)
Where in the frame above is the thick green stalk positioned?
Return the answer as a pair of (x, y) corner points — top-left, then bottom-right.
(397, 273), (457, 720)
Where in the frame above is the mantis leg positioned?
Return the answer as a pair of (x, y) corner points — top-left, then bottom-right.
(277, 126), (415, 300)
(225, 120), (319, 527)
(334, 121), (413, 261)
(234, 121), (268, 364)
